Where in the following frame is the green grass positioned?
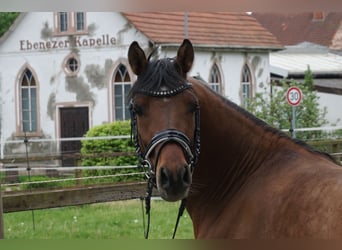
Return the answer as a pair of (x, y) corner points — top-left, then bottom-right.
(3, 199), (194, 239)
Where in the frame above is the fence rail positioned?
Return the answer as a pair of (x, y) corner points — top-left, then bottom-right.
(2, 182), (147, 213)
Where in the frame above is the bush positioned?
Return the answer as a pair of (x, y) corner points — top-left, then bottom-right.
(247, 67), (329, 140)
(81, 121), (143, 183)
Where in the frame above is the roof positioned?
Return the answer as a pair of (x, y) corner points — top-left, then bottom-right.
(123, 12), (283, 50)
(270, 49), (342, 77)
(269, 43), (342, 95)
(252, 12), (342, 50)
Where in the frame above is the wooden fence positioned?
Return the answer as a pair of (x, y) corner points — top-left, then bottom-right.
(0, 137), (342, 238)
(2, 182), (147, 213)
(307, 139), (342, 164)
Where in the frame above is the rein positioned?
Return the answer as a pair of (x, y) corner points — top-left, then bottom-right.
(141, 176), (187, 239)
(130, 83), (200, 239)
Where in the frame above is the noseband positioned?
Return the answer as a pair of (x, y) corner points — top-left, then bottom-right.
(142, 129), (196, 179)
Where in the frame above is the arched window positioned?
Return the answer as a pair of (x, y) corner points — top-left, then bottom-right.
(113, 64), (131, 120)
(208, 63), (222, 93)
(20, 68), (38, 132)
(241, 64), (253, 108)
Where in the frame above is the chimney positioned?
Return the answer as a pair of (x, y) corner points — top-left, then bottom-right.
(312, 11), (325, 21)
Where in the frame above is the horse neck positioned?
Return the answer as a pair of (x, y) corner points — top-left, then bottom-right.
(189, 80), (284, 205)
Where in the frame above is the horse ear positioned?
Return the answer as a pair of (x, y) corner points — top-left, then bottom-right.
(128, 41), (148, 76)
(176, 39), (194, 76)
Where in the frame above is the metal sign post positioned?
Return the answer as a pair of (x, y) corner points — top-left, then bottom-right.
(286, 87), (302, 139)
(291, 106), (296, 138)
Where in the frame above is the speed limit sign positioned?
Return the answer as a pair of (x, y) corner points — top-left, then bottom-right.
(286, 87), (302, 106)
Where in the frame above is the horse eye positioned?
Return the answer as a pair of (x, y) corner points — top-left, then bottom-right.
(134, 104), (144, 116)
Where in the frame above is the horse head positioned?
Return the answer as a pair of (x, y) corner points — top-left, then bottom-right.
(128, 39), (200, 202)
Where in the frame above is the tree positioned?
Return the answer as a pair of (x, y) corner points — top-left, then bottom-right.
(247, 66), (328, 140)
(0, 12), (20, 37)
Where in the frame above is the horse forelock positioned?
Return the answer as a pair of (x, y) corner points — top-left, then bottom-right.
(128, 58), (188, 99)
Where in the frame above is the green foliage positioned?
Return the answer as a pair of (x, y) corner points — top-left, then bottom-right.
(0, 12), (20, 37)
(81, 121), (142, 183)
(304, 65), (314, 91)
(247, 67), (328, 140)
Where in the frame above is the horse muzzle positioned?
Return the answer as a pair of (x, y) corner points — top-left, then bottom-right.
(156, 148), (192, 201)
(142, 129), (195, 201)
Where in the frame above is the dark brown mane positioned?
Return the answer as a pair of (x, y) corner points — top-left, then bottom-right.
(193, 78), (336, 163)
(128, 57), (188, 100)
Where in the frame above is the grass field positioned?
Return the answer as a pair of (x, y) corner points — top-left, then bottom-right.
(3, 199), (194, 239)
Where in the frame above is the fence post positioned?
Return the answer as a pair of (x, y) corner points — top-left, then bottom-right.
(332, 143), (341, 164)
(75, 160), (82, 186)
(0, 176), (4, 239)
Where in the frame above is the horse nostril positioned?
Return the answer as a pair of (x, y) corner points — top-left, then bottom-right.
(159, 166), (191, 192)
(160, 167), (170, 189)
(182, 165), (191, 186)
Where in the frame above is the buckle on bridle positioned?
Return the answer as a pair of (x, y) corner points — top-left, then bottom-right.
(141, 159), (155, 180)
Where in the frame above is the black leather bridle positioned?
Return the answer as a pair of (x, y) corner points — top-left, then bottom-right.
(130, 83), (200, 184)
(129, 83), (200, 239)
(141, 129), (196, 179)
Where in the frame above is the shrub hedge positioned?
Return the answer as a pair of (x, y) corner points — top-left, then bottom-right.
(81, 121), (143, 183)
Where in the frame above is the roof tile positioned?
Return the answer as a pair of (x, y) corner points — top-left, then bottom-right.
(123, 12), (283, 50)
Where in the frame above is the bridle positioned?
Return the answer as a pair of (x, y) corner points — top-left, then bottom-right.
(129, 82), (200, 239)
(141, 129), (196, 180)
(130, 82), (200, 185)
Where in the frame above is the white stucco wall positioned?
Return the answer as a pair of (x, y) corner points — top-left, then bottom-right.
(0, 12), (273, 157)
(318, 92), (342, 126)
(0, 12), (150, 145)
(162, 49), (271, 105)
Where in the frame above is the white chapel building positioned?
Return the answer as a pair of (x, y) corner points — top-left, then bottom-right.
(0, 12), (282, 162)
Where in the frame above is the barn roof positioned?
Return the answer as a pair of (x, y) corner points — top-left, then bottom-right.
(123, 12), (283, 51)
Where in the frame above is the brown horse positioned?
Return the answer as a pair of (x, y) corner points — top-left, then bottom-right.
(128, 39), (342, 238)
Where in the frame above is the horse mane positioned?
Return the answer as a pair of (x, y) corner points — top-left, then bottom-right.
(193, 78), (336, 163)
(128, 57), (188, 100)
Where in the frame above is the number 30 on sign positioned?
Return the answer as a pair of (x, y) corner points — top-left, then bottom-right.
(286, 87), (302, 106)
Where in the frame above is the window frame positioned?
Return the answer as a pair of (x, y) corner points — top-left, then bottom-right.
(113, 64), (132, 121)
(241, 64), (253, 108)
(76, 12), (85, 31)
(59, 12), (68, 32)
(16, 65), (41, 137)
(208, 63), (222, 94)
(63, 53), (81, 76)
(54, 12), (87, 36)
